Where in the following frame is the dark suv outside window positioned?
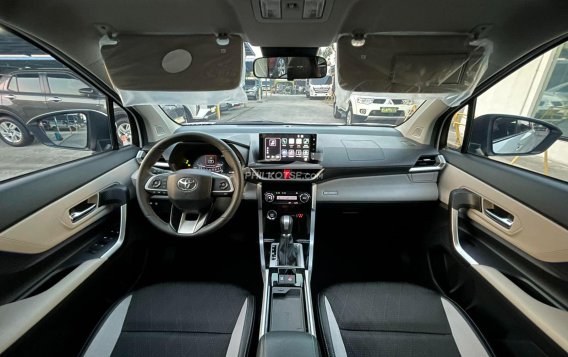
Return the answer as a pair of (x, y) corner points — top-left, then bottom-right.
(46, 73), (86, 95)
(11, 73), (42, 93)
(0, 29), (135, 182)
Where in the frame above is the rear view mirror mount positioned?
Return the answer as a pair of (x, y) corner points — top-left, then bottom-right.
(253, 56), (327, 80)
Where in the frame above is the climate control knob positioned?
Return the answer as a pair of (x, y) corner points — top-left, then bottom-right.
(299, 192), (311, 203)
(264, 192), (275, 203)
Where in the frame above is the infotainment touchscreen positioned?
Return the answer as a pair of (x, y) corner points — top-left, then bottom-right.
(260, 134), (317, 162)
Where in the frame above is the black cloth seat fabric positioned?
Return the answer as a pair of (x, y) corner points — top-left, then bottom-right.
(319, 282), (492, 357)
(82, 282), (254, 357)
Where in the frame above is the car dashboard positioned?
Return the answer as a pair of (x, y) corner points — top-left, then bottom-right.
(144, 124), (445, 204)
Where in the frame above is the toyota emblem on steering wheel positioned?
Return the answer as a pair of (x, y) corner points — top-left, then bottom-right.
(177, 177), (197, 191)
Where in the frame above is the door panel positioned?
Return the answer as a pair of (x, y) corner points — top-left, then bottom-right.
(0, 150), (137, 354)
(0, 27), (141, 355)
(439, 163), (568, 263)
(0, 146), (138, 231)
(438, 153), (568, 354)
(472, 265), (568, 352)
(0, 159), (136, 254)
(442, 149), (568, 228)
(0, 212), (123, 353)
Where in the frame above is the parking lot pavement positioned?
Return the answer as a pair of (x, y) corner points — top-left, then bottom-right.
(219, 94), (345, 125)
(0, 140), (92, 182)
(493, 155), (568, 182)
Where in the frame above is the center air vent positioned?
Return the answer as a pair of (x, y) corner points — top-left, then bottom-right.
(409, 154), (446, 173)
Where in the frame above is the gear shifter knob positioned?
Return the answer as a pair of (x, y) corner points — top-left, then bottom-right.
(280, 215), (293, 235)
(278, 215), (296, 266)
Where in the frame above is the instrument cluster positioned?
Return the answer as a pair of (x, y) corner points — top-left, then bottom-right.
(169, 143), (230, 174)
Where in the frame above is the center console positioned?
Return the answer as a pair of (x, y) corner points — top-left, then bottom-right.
(252, 134), (321, 356)
(258, 182), (317, 336)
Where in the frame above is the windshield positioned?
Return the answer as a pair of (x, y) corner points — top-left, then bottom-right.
(160, 44), (426, 126)
(309, 76), (332, 86)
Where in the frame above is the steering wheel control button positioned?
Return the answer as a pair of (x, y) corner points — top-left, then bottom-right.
(211, 175), (233, 193)
(264, 192), (275, 203)
(299, 192), (311, 203)
(267, 210), (278, 220)
(152, 179), (162, 188)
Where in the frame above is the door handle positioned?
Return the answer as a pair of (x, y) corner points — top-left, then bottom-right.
(48, 96), (62, 103)
(485, 208), (514, 229)
(449, 188), (482, 265)
(69, 203), (97, 223)
(5, 94), (15, 100)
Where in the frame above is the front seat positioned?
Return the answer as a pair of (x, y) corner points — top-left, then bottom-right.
(319, 282), (492, 357)
(82, 282), (254, 357)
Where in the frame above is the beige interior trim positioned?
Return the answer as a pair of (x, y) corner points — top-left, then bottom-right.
(439, 164), (568, 263)
(473, 265), (568, 352)
(0, 159), (137, 254)
(0, 204), (127, 354)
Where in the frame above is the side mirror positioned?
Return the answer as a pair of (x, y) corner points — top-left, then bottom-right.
(468, 114), (562, 156)
(26, 110), (112, 152)
(253, 56), (327, 80)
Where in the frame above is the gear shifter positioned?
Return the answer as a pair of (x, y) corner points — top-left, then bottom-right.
(278, 215), (297, 266)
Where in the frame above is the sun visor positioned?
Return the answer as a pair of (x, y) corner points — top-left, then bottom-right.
(100, 34), (246, 106)
(336, 34), (492, 106)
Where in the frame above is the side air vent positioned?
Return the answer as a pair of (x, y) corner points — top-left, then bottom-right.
(409, 154), (446, 173)
(415, 155), (438, 167)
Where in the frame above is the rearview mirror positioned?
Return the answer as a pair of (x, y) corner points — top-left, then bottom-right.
(253, 56), (327, 80)
(468, 114), (562, 156)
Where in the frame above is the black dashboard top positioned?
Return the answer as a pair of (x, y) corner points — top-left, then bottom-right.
(171, 125), (439, 173)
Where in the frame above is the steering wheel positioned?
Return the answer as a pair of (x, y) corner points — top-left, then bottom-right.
(136, 132), (244, 237)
